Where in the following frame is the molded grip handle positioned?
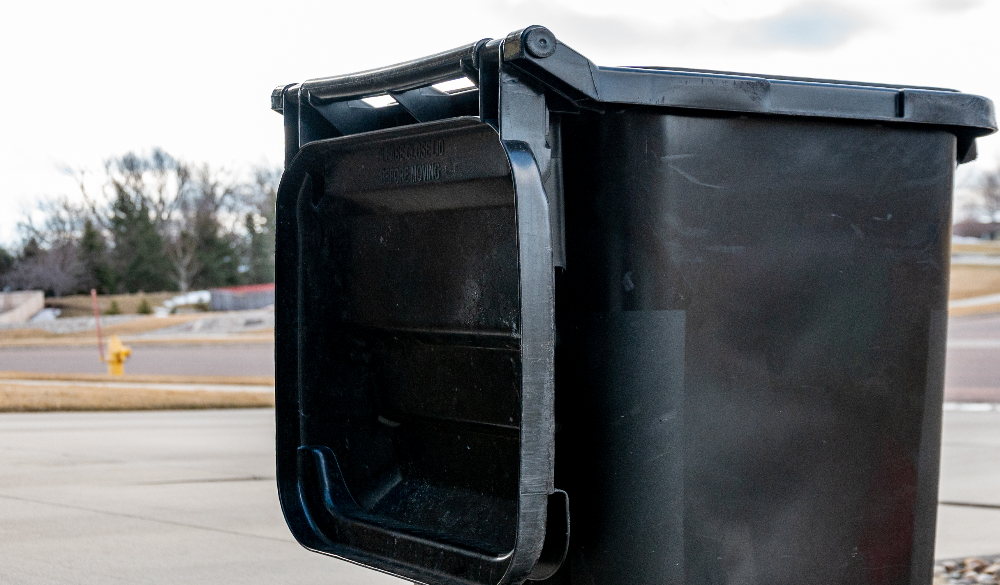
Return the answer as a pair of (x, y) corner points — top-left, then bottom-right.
(301, 39), (490, 104)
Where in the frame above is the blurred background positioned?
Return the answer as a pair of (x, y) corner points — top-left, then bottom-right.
(3, 0), (1000, 289)
(1, 1), (999, 584)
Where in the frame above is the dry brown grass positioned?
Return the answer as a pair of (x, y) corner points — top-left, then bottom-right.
(81, 314), (204, 337)
(0, 328), (58, 340)
(947, 264), (1000, 316)
(235, 327), (274, 336)
(0, 314), (227, 348)
(46, 292), (180, 318)
(949, 265), (1000, 301)
(952, 242), (1000, 255)
(0, 315), (201, 340)
(0, 382), (274, 412)
(0, 333), (274, 348)
(950, 302), (1000, 317)
(0, 371), (274, 386)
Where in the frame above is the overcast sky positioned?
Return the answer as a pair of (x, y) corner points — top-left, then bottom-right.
(1, 0), (997, 244)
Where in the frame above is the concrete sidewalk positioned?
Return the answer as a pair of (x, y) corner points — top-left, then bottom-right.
(0, 408), (993, 583)
(0, 409), (402, 585)
(940, 312), (1000, 560)
(936, 408), (1000, 559)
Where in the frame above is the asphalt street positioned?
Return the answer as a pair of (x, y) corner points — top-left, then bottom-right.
(946, 314), (1000, 402)
(0, 314), (997, 390)
(0, 343), (275, 377)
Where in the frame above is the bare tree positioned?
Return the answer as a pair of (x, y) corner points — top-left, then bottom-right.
(98, 150), (237, 292)
(103, 149), (184, 230)
(163, 180), (202, 294)
(16, 195), (88, 247)
(979, 168), (1000, 222)
(6, 196), (91, 295)
(6, 149), (271, 295)
(239, 166), (279, 284)
(3, 241), (86, 296)
(147, 149), (189, 230)
(246, 166), (280, 218)
(957, 160), (1000, 224)
(164, 230), (200, 293)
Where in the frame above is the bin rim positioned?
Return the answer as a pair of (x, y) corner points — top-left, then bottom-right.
(274, 25), (996, 140)
(585, 65), (996, 136)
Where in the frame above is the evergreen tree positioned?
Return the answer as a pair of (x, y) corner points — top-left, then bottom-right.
(6, 150), (274, 295)
(187, 200), (239, 289)
(80, 220), (115, 293)
(21, 238), (41, 261)
(240, 166), (278, 285)
(109, 189), (174, 293)
(243, 212), (274, 284)
(0, 246), (14, 283)
(184, 169), (240, 289)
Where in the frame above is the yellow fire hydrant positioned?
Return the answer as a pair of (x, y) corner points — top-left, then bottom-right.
(106, 335), (131, 376)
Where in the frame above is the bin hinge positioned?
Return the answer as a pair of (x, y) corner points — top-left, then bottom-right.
(502, 26), (601, 105)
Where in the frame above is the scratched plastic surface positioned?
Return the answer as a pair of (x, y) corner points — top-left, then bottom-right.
(555, 111), (953, 585)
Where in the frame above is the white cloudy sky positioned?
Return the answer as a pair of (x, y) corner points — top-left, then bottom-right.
(1, 0), (997, 244)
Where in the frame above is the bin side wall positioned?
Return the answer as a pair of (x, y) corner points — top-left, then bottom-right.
(557, 110), (955, 585)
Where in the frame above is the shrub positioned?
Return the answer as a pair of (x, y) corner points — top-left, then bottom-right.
(106, 300), (122, 315)
(137, 297), (152, 315)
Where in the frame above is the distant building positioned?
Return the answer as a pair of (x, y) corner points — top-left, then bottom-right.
(209, 283), (275, 312)
(953, 219), (1000, 240)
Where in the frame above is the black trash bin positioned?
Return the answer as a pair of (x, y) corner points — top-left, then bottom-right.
(271, 26), (996, 585)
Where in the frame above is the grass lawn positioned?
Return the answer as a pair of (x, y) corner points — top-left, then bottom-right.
(952, 242), (1000, 255)
(950, 265), (1000, 301)
(0, 314), (205, 344)
(0, 382), (274, 412)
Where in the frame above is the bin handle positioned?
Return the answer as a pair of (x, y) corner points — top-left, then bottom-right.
(301, 39), (491, 104)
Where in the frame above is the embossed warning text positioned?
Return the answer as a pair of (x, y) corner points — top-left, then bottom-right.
(378, 162), (442, 186)
(378, 138), (445, 163)
(376, 138), (447, 186)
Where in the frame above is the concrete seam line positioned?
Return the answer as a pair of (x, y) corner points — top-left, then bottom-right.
(0, 492), (295, 544)
(939, 501), (1000, 510)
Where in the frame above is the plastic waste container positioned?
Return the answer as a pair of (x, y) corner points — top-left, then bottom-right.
(271, 25), (996, 585)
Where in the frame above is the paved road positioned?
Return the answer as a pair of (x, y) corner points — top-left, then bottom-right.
(0, 343), (275, 377)
(0, 315), (997, 393)
(946, 314), (1000, 402)
(0, 409), (402, 585)
(0, 408), (993, 583)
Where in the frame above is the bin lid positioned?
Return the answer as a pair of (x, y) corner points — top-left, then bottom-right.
(495, 27), (995, 153)
(276, 26), (995, 160)
(284, 28), (997, 139)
